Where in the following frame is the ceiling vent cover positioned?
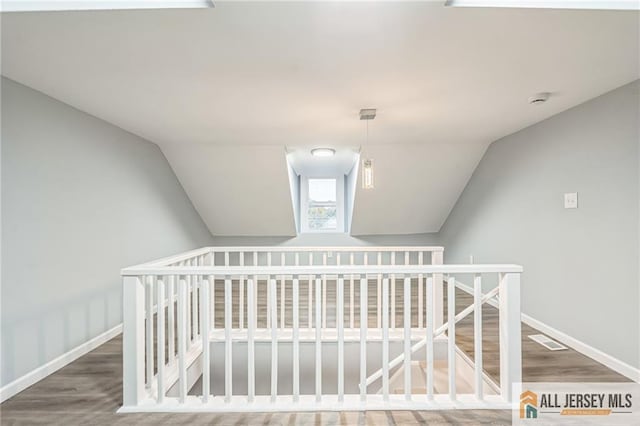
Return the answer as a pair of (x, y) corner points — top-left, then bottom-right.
(528, 92), (551, 105)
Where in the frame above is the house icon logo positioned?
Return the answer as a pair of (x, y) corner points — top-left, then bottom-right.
(520, 390), (538, 419)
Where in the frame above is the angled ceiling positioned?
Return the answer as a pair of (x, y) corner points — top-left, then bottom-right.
(2, 3), (638, 236)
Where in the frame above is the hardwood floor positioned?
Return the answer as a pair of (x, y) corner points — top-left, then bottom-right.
(0, 283), (628, 425)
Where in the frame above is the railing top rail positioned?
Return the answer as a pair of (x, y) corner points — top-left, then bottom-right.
(121, 264), (523, 277)
(141, 247), (211, 267)
(127, 246), (445, 269)
(207, 246), (445, 253)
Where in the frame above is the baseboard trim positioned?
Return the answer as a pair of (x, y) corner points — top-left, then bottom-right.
(0, 323), (123, 403)
(520, 314), (640, 383)
(454, 280), (640, 383)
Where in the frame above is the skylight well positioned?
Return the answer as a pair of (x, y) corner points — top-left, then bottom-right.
(285, 148), (359, 235)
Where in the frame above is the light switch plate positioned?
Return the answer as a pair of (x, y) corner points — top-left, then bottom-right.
(564, 192), (578, 209)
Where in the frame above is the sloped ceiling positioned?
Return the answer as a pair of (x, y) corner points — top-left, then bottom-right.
(2, 3), (638, 236)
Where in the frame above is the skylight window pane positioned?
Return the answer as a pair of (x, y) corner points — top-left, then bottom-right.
(307, 179), (337, 230)
(308, 179), (336, 203)
(308, 206), (337, 230)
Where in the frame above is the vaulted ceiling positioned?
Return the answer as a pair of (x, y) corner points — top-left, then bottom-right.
(2, 2), (638, 236)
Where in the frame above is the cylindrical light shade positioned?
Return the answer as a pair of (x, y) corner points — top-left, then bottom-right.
(362, 159), (374, 189)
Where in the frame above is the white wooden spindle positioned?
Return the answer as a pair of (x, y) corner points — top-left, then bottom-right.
(186, 272), (192, 348)
(253, 251), (258, 328)
(225, 276), (232, 403)
(403, 276), (411, 401)
(247, 278), (256, 403)
(499, 273), (522, 403)
(473, 274), (483, 400)
(293, 253), (299, 330)
(426, 275), (434, 400)
(308, 253), (313, 330)
(239, 253), (244, 330)
(280, 252), (285, 329)
(122, 276), (145, 407)
(192, 269), (199, 339)
(168, 275), (176, 364)
(201, 277), (211, 403)
(224, 251), (229, 332)
(315, 276), (322, 403)
(382, 276), (390, 401)
(209, 274), (215, 331)
(405, 251), (410, 328)
(447, 276), (456, 401)
(293, 275), (300, 402)
(193, 260), (199, 338)
(377, 252), (382, 329)
(349, 253), (355, 329)
(145, 276), (153, 388)
(177, 277), (188, 403)
(391, 252), (396, 329)
(337, 276), (344, 402)
(270, 277), (278, 402)
(418, 252), (424, 329)
(359, 276), (367, 402)
(432, 250), (444, 329)
(156, 277), (165, 403)
(267, 252), (272, 329)
(322, 253), (327, 329)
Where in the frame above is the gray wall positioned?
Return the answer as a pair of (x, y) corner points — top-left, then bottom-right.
(439, 81), (639, 368)
(1, 78), (213, 386)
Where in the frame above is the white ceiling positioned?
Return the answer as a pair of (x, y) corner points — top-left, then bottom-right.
(2, 3), (638, 236)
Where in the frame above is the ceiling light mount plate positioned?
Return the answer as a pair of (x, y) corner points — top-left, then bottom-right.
(359, 109), (377, 120)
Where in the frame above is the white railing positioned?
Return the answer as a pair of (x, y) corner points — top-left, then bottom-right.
(119, 246), (522, 413)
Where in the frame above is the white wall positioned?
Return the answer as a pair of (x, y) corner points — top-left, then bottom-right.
(440, 81), (640, 369)
(0, 78), (213, 387)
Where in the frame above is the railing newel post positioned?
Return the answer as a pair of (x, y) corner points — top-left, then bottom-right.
(122, 275), (145, 408)
(499, 272), (522, 403)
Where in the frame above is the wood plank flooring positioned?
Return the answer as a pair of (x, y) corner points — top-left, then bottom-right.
(0, 283), (628, 425)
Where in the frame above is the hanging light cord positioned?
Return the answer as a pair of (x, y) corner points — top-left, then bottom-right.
(366, 119), (369, 145)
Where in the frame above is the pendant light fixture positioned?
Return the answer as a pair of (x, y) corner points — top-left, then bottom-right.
(360, 108), (376, 189)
